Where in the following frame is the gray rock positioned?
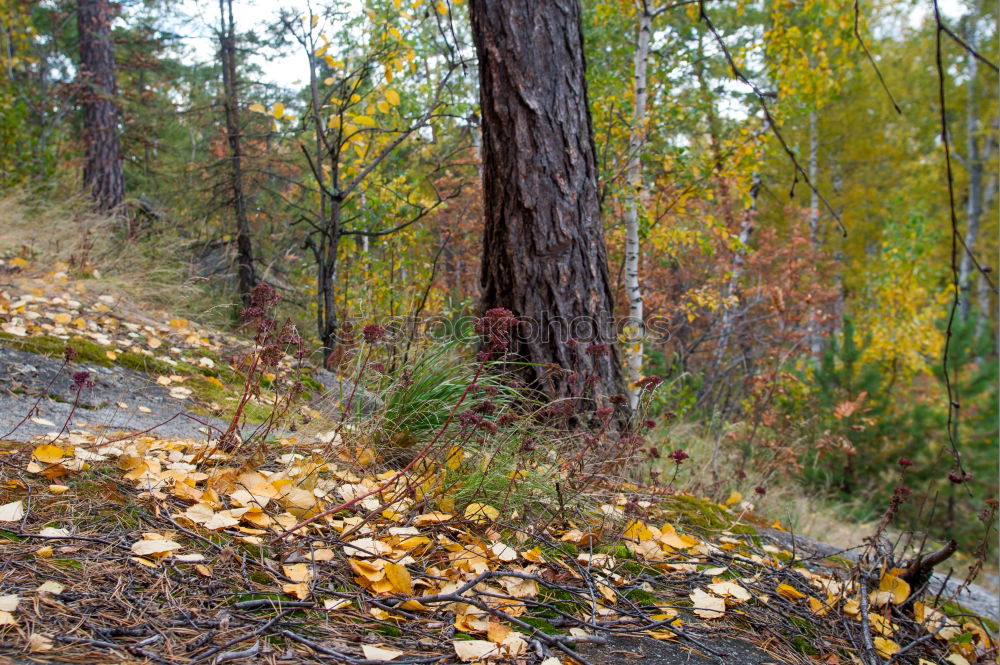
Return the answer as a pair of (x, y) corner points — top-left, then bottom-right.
(0, 343), (244, 442)
(575, 635), (789, 665)
(310, 368), (384, 416)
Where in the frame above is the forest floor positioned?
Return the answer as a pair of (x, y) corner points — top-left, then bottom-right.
(0, 260), (996, 665)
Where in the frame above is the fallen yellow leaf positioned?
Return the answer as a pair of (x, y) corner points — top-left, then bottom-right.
(33, 445), (64, 464)
(776, 583), (806, 601)
(384, 563), (413, 595)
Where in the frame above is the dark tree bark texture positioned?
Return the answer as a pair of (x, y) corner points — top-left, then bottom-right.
(218, 0), (256, 306)
(77, 0), (125, 215)
(469, 0), (625, 407)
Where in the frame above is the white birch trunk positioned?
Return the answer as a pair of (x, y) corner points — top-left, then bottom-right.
(807, 110), (823, 360)
(958, 8), (982, 323)
(624, 7), (653, 410)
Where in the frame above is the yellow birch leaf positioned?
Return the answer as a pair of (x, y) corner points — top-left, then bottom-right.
(776, 583), (806, 600)
(384, 563), (413, 595)
(873, 637), (900, 658)
(877, 571), (910, 605)
(33, 445), (65, 464)
(464, 503), (499, 523)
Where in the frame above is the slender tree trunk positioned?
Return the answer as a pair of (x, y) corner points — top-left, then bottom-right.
(713, 174), (759, 375)
(807, 109), (824, 359)
(624, 7), (652, 410)
(302, 33), (341, 365)
(958, 7), (982, 323)
(218, 0), (256, 307)
(470, 0), (625, 408)
(77, 0), (125, 217)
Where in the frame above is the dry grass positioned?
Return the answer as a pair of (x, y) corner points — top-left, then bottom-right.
(0, 194), (236, 327)
(649, 420), (879, 544)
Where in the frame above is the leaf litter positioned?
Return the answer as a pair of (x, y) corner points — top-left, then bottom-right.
(0, 265), (994, 665)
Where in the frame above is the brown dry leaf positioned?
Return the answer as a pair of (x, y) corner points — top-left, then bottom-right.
(384, 563), (413, 595)
(194, 564), (212, 577)
(689, 588), (725, 619)
(362, 645), (404, 661)
(0, 611), (16, 626)
(48, 484), (69, 495)
(453, 640), (500, 662)
(35, 546), (54, 558)
(0, 595), (19, 611)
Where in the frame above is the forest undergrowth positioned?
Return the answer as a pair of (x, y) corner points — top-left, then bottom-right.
(0, 235), (996, 665)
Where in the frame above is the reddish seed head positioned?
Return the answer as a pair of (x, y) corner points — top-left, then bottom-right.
(948, 469), (972, 484)
(363, 324), (386, 343)
(72, 370), (93, 389)
(636, 375), (664, 390)
(754, 486), (767, 495)
(475, 308), (517, 351)
(249, 282), (280, 309)
(668, 449), (689, 465)
(497, 413), (518, 427)
(586, 343), (609, 357)
(897, 457), (914, 468)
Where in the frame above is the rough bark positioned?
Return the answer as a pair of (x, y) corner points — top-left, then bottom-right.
(470, 0), (625, 407)
(77, 0), (125, 216)
(624, 7), (653, 410)
(218, 0), (256, 307)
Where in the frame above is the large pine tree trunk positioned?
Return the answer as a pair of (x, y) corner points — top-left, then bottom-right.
(77, 0), (124, 215)
(470, 0), (625, 409)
